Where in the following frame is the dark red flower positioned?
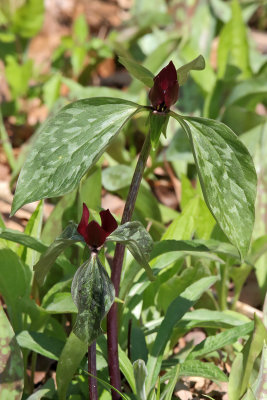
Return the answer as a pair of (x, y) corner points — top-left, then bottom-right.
(77, 203), (118, 249)
(149, 61), (179, 112)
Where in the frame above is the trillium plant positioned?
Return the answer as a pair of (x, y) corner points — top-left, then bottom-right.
(11, 54), (257, 400)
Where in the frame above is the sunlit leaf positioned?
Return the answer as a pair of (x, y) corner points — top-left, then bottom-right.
(11, 98), (142, 215)
(171, 112), (257, 259)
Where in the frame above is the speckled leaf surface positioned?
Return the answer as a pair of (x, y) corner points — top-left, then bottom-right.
(108, 221), (154, 281)
(11, 98), (141, 215)
(71, 255), (115, 344)
(0, 306), (24, 400)
(174, 114), (257, 259)
(34, 222), (82, 285)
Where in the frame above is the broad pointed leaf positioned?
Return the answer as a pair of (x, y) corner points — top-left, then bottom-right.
(107, 221), (154, 281)
(56, 332), (87, 400)
(11, 98), (142, 215)
(71, 255), (115, 344)
(171, 113), (257, 259)
(0, 306), (24, 400)
(176, 55), (205, 85)
(119, 56), (154, 87)
(34, 222), (82, 285)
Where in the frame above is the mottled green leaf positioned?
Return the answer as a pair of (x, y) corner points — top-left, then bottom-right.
(11, 98), (142, 215)
(71, 255), (115, 344)
(107, 221), (154, 281)
(0, 306), (24, 400)
(177, 55), (205, 85)
(119, 56), (154, 87)
(34, 222), (82, 285)
(56, 332), (87, 400)
(172, 113), (257, 259)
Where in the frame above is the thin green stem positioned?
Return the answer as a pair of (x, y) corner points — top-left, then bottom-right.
(0, 107), (16, 171)
(107, 131), (151, 400)
(219, 263), (228, 310)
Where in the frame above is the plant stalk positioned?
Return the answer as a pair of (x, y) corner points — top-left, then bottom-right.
(88, 341), (98, 400)
(107, 132), (151, 400)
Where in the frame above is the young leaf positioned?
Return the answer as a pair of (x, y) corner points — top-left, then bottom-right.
(176, 55), (205, 85)
(171, 113), (257, 259)
(26, 378), (55, 400)
(133, 360), (148, 400)
(12, 0), (45, 38)
(228, 314), (267, 400)
(71, 255), (115, 344)
(0, 306), (24, 400)
(149, 112), (169, 150)
(56, 332), (87, 400)
(107, 221), (154, 281)
(242, 343), (267, 400)
(11, 98), (142, 215)
(217, 0), (251, 79)
(34, 222), (82, 285)
(119, 56), (154, 87)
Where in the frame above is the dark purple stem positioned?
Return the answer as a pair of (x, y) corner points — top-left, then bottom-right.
(88, 341), (98, 400)
(107, 132), (151, 400)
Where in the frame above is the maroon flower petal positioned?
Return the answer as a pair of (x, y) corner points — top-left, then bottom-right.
(85, 220), (107, 248)
(164, 81), (179, 108)
(159, 61), (177, 88)
(100, 209), (118, 235)
(77, 203), (90, 239)
(149, 61), (179, 110)
(148, 77), (165, 109)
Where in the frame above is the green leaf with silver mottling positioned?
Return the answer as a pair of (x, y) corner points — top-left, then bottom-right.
(34, 222), (83, 285)
(11, 98), (142, 215)
(176, 55), (205, 85)
(172, 112), (257, 259)
(119, 56), (154, 87)
(107, 221), (154, 281)
(0, 306), (24, 400)
(133, 360), (148, 400)
(71, 255), (115, 344)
